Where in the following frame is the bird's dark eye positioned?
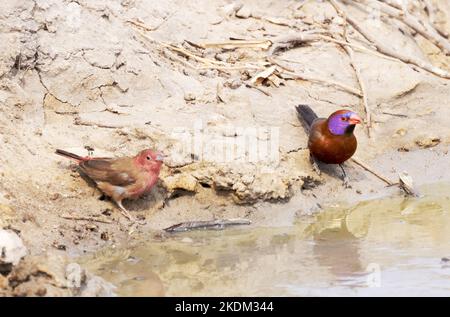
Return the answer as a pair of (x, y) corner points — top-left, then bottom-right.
(146, 156), (151, 160)
(341, 117), (347, 121)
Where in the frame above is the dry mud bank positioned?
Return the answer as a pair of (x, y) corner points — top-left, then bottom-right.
(1, 0), (450, 295)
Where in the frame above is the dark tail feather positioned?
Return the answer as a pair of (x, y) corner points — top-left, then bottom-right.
(295, 104), (318, 129)
(55, 149), (84, 162)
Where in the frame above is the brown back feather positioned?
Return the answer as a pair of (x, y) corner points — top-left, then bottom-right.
(80, 159), (136, 186)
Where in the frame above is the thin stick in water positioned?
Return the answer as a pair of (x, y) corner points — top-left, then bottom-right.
(164, 218), (251, 233)
(351, 157), (395, 186)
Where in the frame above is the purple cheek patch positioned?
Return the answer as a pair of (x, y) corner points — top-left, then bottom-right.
(328, 114), (352, 135)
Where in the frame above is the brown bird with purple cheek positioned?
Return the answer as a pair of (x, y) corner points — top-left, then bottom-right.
(295, 104), (362, 187)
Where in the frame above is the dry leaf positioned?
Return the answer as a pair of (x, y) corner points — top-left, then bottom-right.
(398, 171), (421, 197)
(268, 74), (281, 87)
(250, 65), (277, 85)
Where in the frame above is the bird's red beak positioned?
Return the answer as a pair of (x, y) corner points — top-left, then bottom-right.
(349, 113), (362, 125)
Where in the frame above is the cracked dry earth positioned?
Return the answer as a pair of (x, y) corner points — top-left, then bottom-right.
(1, 0), (450, 295)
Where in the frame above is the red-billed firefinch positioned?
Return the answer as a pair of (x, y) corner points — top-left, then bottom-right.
(55, 148), (164, 220)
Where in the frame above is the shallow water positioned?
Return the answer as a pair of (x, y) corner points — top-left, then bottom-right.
(81, 183), (450, 296)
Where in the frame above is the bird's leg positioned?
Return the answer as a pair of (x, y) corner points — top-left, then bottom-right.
(309, 154), (321, 176)
(116, 200), (134, 221)
(116, 200), (147, 225)
(339, 164), (351, 188)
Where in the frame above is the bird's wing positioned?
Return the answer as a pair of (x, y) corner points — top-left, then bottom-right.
(79, 158), (137, 186)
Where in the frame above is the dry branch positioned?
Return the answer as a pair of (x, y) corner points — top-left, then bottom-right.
(270, 33), (401, 63)
(164, 218), (252, 233)
(420, 0), (448, 39)
(351, 156), (395, 186)
(345, 47), (371, 136)
(335, 0), (450, 79)
(200, 40), (272, 50)
(270, 58), (362, 97)
(329, 0), (372, 137)
(245, 83), (272, 96)
(374, 0), (450, 55)
(74, 117), (123, 129)
(268, 33), (325, 56)
(135, 29), (264, 71)
(60, 214), (113, 224)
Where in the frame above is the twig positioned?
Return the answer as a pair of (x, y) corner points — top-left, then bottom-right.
(280, 68), (363, 97)
(418, 0), (450, 39)
(163, 42), (225, 67)
(126, 10), (175, 32)
(351, 156), (395, 186)
(183, 40), (205, 50)
(200, 40), (272, 50)
(329, 0), (372, 137)
(74, 117), (123, 129)
(245, 83), (272, 97)
(375, 0), (450, 55)
(60, 214), (113, 224)
(162, 48), (199, 69)
(335, 0), (450, 79)
(269, 32), (402, 63)
(381, 111), (408, 118)
(271, 55), (363, 96)
(135, 29), (264, 72)
(268, 33), (326, 56)
(346, 47), (371, 136)
(126, 19), (159, 31)
(135, 29), (226, 66)
(164, 218), (251, 233)
(198, 64), (263, 71)
(421, 0), (436, 25)
(292, 0), (312, 11)
(267, 56), (295, 72)
(263, 16), (294, 27)
(415, 1), (449, 39)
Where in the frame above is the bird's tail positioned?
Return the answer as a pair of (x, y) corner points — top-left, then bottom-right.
(55, 149), (85, 162)
(295, 104), (318, 128)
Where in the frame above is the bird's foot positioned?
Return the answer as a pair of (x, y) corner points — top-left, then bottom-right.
(116, 201), (145, 225)
(343, 176), (352, 189)
(339, 164), (352, 189)
(310, 155), (321, 176)
(120, 209), (134, 222)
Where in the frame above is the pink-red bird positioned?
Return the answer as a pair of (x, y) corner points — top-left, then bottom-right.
(56, 148), (164, 220)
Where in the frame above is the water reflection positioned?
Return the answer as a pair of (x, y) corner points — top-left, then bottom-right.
(81, 183), (450, 296)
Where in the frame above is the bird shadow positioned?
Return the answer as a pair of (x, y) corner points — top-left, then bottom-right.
(315, 162), (349, 184)
(122, 181), (168, 213)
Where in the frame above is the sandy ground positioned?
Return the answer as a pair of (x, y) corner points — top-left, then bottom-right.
(1, 0), (450, 296)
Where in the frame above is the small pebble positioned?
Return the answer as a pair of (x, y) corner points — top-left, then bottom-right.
(184, 93), (196, 102)
(50, 193), (60, 201)
(236, 5), (251, 19)
(227, 79), (242, 89)
(181, 237), (193, 244)
(100, 232), (109, 241)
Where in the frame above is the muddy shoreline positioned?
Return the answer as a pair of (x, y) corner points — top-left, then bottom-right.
(1, 0), (450, 296)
